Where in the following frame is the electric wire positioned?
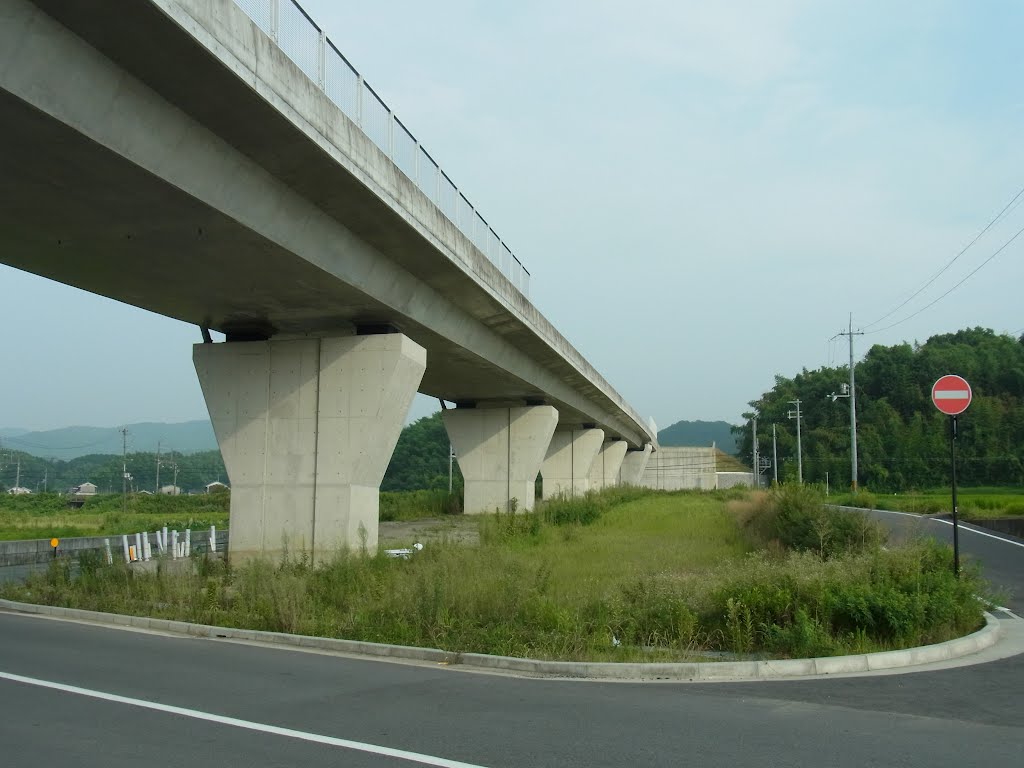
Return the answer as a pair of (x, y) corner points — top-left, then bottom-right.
(862, 182), (1024, 331)
(865, 221), (1024, 335)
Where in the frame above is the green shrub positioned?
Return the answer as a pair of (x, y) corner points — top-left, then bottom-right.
(764, 484), (885, 558)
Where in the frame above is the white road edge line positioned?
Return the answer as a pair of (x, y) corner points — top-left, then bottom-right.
(925, 518), (1024, 548)
(0, 670), (490, 768)
(862, 507), (1024, 549)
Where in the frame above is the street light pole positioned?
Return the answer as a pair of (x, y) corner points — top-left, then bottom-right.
(787, 400), (803, 483)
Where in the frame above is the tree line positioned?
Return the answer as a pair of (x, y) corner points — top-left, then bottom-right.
(0, 449), (228, 494)
(1, 412), (459, 495)
(735, 327), (1024, 490)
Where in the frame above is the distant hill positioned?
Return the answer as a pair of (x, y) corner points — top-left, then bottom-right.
(658, 420), (738, 454)
(0, 428), (29, 438)
(0, 420), (216, 460)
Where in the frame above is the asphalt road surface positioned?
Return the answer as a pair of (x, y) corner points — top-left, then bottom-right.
(1, 508), (1021, 767)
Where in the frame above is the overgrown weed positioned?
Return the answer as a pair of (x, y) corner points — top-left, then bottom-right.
(1, 486), (987, 662)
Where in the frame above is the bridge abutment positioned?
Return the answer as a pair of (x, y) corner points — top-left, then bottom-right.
(540, 428), (605, 499)
(619, 444), (653, 486)
(443, 405), (558, 514)
(588, 440), (629, 491)
(194, 333), (425, 563)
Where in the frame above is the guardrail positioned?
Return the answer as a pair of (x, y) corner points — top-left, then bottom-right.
(233, 0), (532, 297)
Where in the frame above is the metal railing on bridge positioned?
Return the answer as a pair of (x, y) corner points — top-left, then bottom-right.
(233, 0), (532, 298)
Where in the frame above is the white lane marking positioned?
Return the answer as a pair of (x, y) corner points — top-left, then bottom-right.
(0, 671), (490, 768)
(927, 518), (1024, 548)
(867, 507), (1024, 549)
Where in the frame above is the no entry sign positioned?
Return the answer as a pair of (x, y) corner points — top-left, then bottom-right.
(932, 374), (972, 416)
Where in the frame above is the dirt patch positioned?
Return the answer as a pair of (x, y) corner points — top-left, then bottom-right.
(379, 516), (479, 547)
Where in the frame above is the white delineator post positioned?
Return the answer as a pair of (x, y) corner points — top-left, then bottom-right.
(443, 406), (558, 514)
(195, 334), (425, 563)
(588, 440), (628, 491)
(540, 428), (604, 499)
(619, 444), (653, 486)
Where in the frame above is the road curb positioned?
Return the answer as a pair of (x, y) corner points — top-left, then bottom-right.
(0, 598), (1004, 681)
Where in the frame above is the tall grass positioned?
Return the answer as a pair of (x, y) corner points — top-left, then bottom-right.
(1, 486), (988, 661)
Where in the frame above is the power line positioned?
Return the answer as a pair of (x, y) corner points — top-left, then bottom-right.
(863, 183), (1024, 331)
(866, 221), (1024, 335)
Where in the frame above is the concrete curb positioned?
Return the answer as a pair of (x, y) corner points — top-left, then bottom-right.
(0, 598), (1004, 681)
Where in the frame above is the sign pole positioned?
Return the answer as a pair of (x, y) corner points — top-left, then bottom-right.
(949, 414), (960, 577)
(932, 374), (971, 578)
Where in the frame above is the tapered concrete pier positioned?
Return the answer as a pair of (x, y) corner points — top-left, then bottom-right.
(540, 428), (605, 498)
(588, 440), (628, 491)
(194, 334), (425, 562)
(443, 406), (559, 513)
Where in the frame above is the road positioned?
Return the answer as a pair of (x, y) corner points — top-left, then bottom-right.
(1, 509), (1021, 767)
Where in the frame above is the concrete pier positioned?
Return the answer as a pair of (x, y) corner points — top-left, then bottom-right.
(588, 441), (628, 491)
(540, 428), (605, 499)
(619, 444), (653, 486)
(443, 406), (559, 514)
(194, 334), (425, 562)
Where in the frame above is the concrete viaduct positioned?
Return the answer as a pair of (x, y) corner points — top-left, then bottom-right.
(0, 0), (656, 562)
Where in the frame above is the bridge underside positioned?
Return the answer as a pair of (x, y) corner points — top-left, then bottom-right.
(0, 87), (549, 410)
(0, 0), (655, 559)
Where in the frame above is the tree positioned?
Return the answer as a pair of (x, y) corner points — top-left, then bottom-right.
(736, 328), (1024, 490)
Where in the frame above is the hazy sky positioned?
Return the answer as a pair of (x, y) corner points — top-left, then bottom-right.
(2, 0), (1022, 433)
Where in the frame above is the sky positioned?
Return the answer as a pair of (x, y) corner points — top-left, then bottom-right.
(2, 0), (1023, 434)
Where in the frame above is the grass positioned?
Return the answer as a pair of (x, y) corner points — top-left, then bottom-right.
(0, 493), (229, 540)
(1, 485), (989, 662)
(380, 489), (461, 521)
(833, 486), (1024, 519)
(715, 449), (750, 473)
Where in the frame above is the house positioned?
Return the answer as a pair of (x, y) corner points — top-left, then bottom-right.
(6, 486), (31, 495)
(159, 484), (182, 496)
(205, 481), (229, 494)
(69, 482), (98, 496)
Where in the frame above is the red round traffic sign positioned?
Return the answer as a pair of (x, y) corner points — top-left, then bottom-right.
(932, 374), (972, 416)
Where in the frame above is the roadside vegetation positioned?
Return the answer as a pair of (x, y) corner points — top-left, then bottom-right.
(833, 486), (1024, 519)
(0, 492), (229, 540)
(1, 485), (988, 662)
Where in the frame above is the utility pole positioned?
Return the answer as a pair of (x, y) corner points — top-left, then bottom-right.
(448, 443), (454, 494)
(787, 399), (803, 483)
(121, 427), (128, 514)
(829, 313), (865, 491)
(772, 424), (778, 484)
(15, 456), (21, 490)
(155, 440), (161, 494)
(751, 418), (759, 489)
